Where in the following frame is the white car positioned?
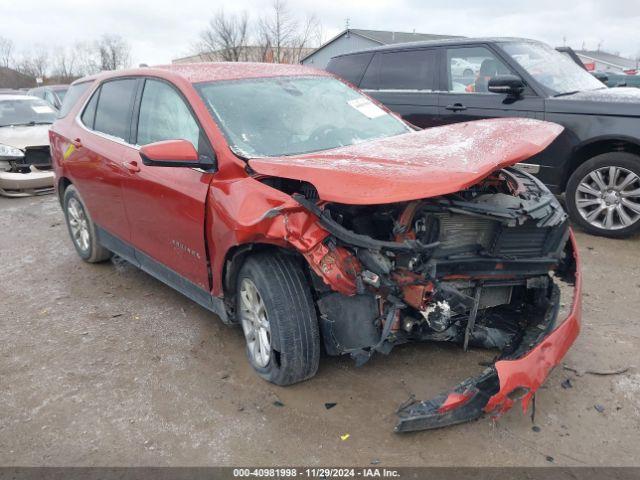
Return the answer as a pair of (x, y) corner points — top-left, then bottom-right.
(0, 95), (56, 197)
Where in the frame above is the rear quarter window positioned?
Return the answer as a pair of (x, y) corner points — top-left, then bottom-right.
(57, 81), (92, 118)
(93, 78), (138, 142)
(326, 53), (373, 86)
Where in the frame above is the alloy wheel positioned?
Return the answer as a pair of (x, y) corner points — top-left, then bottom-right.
(239, 278), (271, 368)
(575, 166), (640, 230)
(67, 197), (90, 252)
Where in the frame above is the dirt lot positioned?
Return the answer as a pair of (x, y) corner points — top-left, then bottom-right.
(1, 194), (639, 467)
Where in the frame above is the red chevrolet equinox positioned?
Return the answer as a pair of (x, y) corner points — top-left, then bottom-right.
(50, 63), (581, 432)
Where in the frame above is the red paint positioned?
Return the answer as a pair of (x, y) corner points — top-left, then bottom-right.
(438, 390), (476, 414)
(484, 230), (582, 417)
(249, 118), (563, 204)
(139, 139), (199, 163)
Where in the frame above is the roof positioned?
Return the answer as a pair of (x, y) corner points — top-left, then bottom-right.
(574, 50), (637, 70)
(300, 28), (462, 62)
(0, 94), (38, 101)
(75, 62), (330, 86)
(330, 37), (541, 59)
(349, 29), (462, 45)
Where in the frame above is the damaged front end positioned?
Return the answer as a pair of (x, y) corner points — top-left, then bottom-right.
(289, 166), (579, 432)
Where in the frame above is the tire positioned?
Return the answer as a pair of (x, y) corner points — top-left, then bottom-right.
(566, 152), (640, 238)
(463, 68), (474, 77)
(236, 252), (320, 386)
(62, 185), (112, 263)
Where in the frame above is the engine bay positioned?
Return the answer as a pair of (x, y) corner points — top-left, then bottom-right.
(288, 167), (569, 363)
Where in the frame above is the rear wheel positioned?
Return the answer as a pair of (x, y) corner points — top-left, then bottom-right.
(566, 152), (640, 238)
(63, 185), (112, 262)
(236, 253), (320, 385)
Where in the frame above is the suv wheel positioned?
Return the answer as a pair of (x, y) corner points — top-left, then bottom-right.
(63, 185), (112, 262)
(566, 152), (640, 238)
(236, 253), (320, 385)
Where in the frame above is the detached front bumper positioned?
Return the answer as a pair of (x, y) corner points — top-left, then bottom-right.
(0, 167), (55, 197)
(395, 231), (581, 432)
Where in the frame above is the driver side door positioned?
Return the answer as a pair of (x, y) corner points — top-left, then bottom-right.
(121, 77), (216, 295)
(437, 45), (544, 125)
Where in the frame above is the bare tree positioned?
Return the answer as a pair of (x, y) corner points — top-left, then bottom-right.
(51, 47), (77, 82)
(96, 34), (131, 71)
(288, 14), (321, 63)
(258, 0), (298, 63)
(0, 36), (13, 68)
(257, 0), (321, 63)
(199, 9), (249, 61)
(17, 45), (49, 79)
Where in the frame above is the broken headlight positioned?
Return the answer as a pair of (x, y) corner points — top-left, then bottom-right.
(0, 144), (24, 160)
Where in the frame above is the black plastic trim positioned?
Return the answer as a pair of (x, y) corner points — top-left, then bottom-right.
(95, 226), (229, 323)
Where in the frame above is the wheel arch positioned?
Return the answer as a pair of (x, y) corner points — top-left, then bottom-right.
(221, 242), (308, 307)
(57, 176), (73, 205)
(564, 136), (640, 189)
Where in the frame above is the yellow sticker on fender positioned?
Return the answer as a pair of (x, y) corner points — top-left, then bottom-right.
(63, 144), (75, 160)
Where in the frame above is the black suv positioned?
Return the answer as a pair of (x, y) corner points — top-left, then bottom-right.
(327, 38), (640, 238)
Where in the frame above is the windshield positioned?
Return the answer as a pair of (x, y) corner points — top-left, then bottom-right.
(196, 76), (410, 157)
(54, 88), (68, 101)
(0, 97), (57, 127)
(502, 42), (605, 95)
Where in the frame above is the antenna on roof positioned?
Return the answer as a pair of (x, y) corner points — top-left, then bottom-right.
(345, 18), (350, 31)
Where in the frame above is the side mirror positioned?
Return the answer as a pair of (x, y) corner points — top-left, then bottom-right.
(488, 75), (525, 97)
(139, 139), (205, 168)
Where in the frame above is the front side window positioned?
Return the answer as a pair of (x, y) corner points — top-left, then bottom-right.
(197, 76), (410, 158)
(502, 42), (605, 96)
(446, 47), (512, 93)
(361, 50), (437, 91)
(136, 79), (200, 148)
(93, 78), (137, 141)
(0, 97), (56, 127)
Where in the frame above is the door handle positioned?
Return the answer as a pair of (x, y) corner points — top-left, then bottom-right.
(445, 103), (467, 112)
(122, 160), (141, 173)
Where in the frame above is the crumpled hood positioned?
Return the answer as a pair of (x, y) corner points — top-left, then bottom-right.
(546, 87), (640, 117)
(249, 118), (564, 204)
(0, 124), (51, 150)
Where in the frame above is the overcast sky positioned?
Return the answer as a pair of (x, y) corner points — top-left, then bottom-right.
(3, 0), (640, 66)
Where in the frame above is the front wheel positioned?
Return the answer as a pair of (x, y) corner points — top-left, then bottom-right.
(566, 152), (640, 238)
(236, 253), (320, 386)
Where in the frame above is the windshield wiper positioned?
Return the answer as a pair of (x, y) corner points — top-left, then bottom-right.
(553, 90), (580, 97)
(4, 121), (53, 127)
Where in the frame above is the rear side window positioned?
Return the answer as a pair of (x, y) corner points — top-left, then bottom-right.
(361, 49), (437, 91)
(80, 88), (100, 128)
(93, 78), (137, 142)
(326, 53), (373, 86)
(58, 82), (92, 118)
(136, 79), (200, 148)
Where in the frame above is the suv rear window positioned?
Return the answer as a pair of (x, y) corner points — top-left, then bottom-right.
(57, 81), (92, 118)
(326, 53), (373, 86)
(93, 78), (137, 142)
(361, 49), (437, 91)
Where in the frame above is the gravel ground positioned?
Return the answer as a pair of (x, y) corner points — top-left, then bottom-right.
(1, 194), (639, 467)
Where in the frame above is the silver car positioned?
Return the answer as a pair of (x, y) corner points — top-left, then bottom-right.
(0, 94), (56, 197)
